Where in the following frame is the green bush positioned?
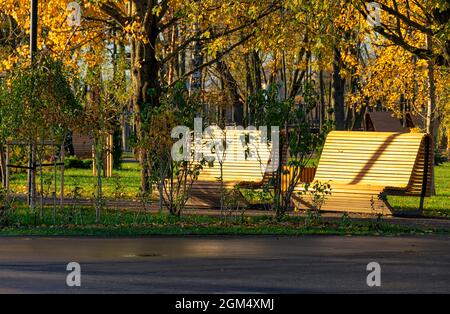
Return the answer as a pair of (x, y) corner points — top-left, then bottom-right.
(65, 156), (92, 169)
(83, 159), (93, 169)
(0, 188), (13, 227)
(435, 148), (447, 165)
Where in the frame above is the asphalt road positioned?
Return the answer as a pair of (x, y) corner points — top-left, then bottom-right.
(0, 235), (449, 293)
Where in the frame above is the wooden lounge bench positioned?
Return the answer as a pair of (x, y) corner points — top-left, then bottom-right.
(188, 128), (278, 208)
(365, 111), (410, 132)
(292, 131), (432, 215)
(187, 128), (323, 208)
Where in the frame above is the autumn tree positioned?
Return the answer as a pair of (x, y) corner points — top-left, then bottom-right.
(354, 0), (450, 66)
(91, 0), (283, 192)
(353, 0), (450, 193)
(0, 55), (81, 209)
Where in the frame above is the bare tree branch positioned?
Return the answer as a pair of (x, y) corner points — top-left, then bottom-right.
(98, 1), (130, 28)
(168, 31), (256, 88)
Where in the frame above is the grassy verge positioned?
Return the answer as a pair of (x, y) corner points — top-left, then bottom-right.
(8, 162), (142, 199)
(243, 162), (450, 217)
(388, 162), (450, 217)
(0, 206), (448, 236)
(7, 158), (450, 217)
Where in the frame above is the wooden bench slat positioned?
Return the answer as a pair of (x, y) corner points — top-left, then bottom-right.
(292, 131), (431, 215)
(188, 130), (431, 215)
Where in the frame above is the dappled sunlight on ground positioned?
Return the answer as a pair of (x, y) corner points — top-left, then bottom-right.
(389, 163), (450, 216)
(8, 159), (450, 217)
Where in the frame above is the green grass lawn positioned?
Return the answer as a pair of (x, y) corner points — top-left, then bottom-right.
(9, 162), (142, 199)
(8, 158), (450, 217)
(2, 162), (450, 236)
(388, 162), (450, 217)
(1, 206), (447, 236)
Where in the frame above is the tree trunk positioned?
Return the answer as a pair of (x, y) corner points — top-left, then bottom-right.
(179, 24), (186, 78)
(447, 128), (450, 161)
(426, 33), (436, 195)
(332, 49), (346, 130)
(190, 23), (203, 95)
(353, 106), (367, 131)
(253, 51), (262, 93)
(247, 50), (262, 125)
(216, 60), (244, 125)
(345, 106), (354, 130)
(130, 2), (161, 193)
(319, 70), (326, 127)
(244, 53), (253, 126)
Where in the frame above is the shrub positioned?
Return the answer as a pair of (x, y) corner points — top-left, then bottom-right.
(435, 148), (447, 165)
(0, 188), (13, 227)
(64, 156), (92, 169)
(298, 180), (332, 226)
(83, 159), (93, 169)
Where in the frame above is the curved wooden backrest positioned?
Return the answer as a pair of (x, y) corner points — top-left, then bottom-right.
(314, 131), (431, 195)
(197, 128), (277, 182)
(72, 133), (93, 159)
(364, 112), (409, 132)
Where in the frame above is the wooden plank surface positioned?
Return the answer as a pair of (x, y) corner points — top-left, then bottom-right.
(365, 111), (409, 132)
(295, 131), (431, 215)
(190, 129), (277, 207)
(314, 131), (425, 189)
(188, 130), (431, 215)
(72, 133), (93, 159)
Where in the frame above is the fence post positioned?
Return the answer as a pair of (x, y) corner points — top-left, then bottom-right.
(5, 144), (9, 192)
(60, 148), (64, 211)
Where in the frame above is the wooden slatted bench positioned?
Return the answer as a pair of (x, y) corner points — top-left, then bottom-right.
(188, 128), (277, 208)
(365, 111), (409, 132)
(292, 131), (432, 215)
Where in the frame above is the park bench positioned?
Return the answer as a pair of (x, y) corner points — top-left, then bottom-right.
(365, 111), (410, 132)
(292, 131), (432, 215)
(188, 128), (276, 208)
(187, 128), (319, 208)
